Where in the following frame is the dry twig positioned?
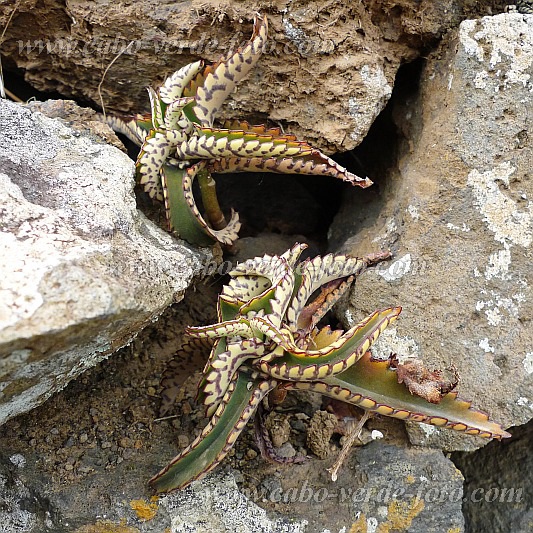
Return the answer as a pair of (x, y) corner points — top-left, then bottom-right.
(97, 40), (135, 119)
(0, 0), (23, 99)
(327, 411), (372, 482)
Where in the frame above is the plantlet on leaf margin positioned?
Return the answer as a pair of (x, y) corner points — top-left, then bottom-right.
(108, 14), (372, 246)
(150, 245), (510, 493)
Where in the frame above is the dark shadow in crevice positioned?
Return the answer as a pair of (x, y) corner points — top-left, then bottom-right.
(352, 57), (424, 187)
(451, 418), (532, 533)
(4, 58), (427, 255)
(326, 57), (425, 252)
(217, 59), (427, 252)
(215, 170), (344, 250)
(2, 66), (85, 105)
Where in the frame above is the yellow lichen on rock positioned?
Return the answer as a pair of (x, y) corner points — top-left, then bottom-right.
(348, 497), (425, 533)
(129, 498), (158, 521)
(377, 498), (425, 532)
(349, 513), (368, 533)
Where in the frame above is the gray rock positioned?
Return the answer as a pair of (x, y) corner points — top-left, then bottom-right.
(0, 99), (208, 426)
(0, 461), (39, 533)
(240, 442), (465, 532)
(343, 443), (465, 533)
(0, 449), (308, 533)
(331, 13), (533, 451)
(453, 419), (533, 533)
(0, 437), (464, 533)
(161, 470), (308, 533)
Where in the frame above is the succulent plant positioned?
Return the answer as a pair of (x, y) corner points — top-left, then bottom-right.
(108, 14), (371, 246)
(516, 0), (533, 14)
(149, 245), (510, 493)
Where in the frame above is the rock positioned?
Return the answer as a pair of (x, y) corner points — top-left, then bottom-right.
(0, 1), (477, 152)
(452, 418), (533, 532)
(160, 470), (308, 532)
(331, 12), (533, 450)
(0, 99), (207, 426)
(244, 442), (465, 532)
(0, 437), (464, 533)
(275, 442), (297, 459)
(0, 459), (39, 533)
(337, 443), (465, 533)
(25, 99), (126, 151)
(265, 412), (292, 449)
(307, 410), (338, 459)
(0, 447), (307, 533)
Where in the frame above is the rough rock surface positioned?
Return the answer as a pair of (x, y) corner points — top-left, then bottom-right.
(0, 4), (530, 532)
(0, 319), (465, 532)
(0, 457), (308, 532)
(331, 12), (533, 451)
(0, 0), (507, 152)
(161, 470), (308, 532)
(165, 444), (465, 533)
(453, 418), (533, 533)
(0, 99), (207, 426)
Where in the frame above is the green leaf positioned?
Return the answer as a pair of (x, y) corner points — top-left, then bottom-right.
(175, 125), (314, 161)
(255, 307), (401, 380)
(159, 60), (204, 104)
(164, 97), (196, 129)
(200, 338), (267, 416)
(226, 254), (298, 326)
(193, 14), (268, 127)
(136, 130), (170, 201)
(209, 152), (372, 187)
(147, 86), (163, 129)
(217, 296), (242, 322)
(286, 253), (369, 330)
(196, 337), (228, 408)
(161, 163), (241, 246)
(186, 317), (254, 340)
(287, 352), (511, 440)
(181, 100), (202, 125)
(221, 119), (298, 139)
(104, 113), (152, 146)
(149, 370), (277, 493)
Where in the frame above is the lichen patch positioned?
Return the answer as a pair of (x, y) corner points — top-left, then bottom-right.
(378, 254), (412, 282)
(523, 352), (533, 374)
(467, 162), (532, 248)
(460, 13), (533, 90)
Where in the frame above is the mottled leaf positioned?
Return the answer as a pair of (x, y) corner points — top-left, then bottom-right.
(193, 14), (268, 127)
(149, 371), (277, 493)
(287, 352), (510, 440)
(161, 163), (241, 246)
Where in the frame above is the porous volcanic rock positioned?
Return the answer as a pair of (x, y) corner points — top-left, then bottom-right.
(0, 0), (504, 152)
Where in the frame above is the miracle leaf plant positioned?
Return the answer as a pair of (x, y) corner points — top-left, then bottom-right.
(108, 14), (371, 246)
(149, 245), (510, 493)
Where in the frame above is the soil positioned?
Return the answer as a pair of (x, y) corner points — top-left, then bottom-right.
(0, 277), (409, 529)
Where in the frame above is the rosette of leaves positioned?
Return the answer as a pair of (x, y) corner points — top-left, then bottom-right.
(108, 14), (371, 246)
(149, 245), (510, 493)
